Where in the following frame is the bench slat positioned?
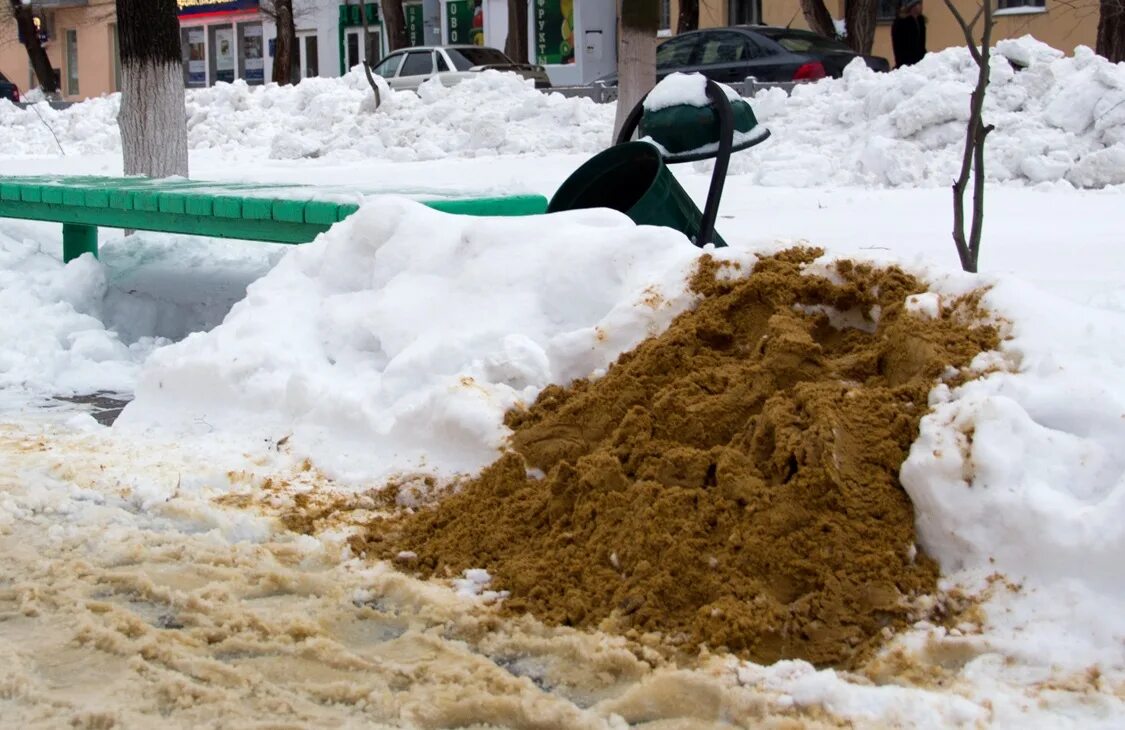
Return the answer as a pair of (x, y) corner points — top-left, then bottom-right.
(0, 174), (549, 263)
(303, 200), (339, 225)
(272, 199), (306, 224)
(242, 197), (273, 221)
(0, 199), (331, 244)
(213, 197), (242, 218)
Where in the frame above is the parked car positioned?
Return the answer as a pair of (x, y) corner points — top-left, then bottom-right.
(596, 26), (889, 87)
(370, 45), (552, 91)
(0, 71), (20, 103)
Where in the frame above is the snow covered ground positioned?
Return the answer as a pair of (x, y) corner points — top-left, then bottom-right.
(1, 37), (1124, 728)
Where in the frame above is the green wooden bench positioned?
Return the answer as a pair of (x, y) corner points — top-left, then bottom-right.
(0, 175), (548, 263)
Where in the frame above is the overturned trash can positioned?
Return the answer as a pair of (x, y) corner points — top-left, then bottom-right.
(548, 73), (770, 248)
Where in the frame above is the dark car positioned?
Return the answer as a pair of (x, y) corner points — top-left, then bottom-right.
(0, 71), (20, 103)
(597, 26), (889, 87)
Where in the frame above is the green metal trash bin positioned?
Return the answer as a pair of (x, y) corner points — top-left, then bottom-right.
(546, 141), (727, 248)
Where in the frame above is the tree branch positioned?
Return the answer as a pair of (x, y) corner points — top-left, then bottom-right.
(943, 0), (983, 64)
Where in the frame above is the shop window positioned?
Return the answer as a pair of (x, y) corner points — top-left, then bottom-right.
(996, 0), (1046, 11)
(877, 0), (897, 21)
(347, 32), (360, 68)
(299, 33), (319, 78)
(65, 29), (78, 95)
(346, 29), (382, 69)
(110, 24), (122, 92)
(238, 23), (265, 84)
(211, 25), (236, 84)
(183, 27), (207, 88)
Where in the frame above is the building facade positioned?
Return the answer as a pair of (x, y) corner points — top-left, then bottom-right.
(0, 0), (1105, 102)
(0, 0), (119, 101)
(667, 0), (1099, 68)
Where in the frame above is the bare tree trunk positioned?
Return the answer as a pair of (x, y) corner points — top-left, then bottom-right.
(678, 0), (699, 33)
(115, 0), (188, 178)
(844, 0), (878, 53)
(506, 0), (528, 62)
(1098, 0), (1125, 62)
(357, 1), (382, 108)
(944, 0), (993, 273)
(382, 0), (408, 51)
(271, 0), (297, 84)
(799, 0), (837, 39)
(8, 0), (59, 94)
(614, 0), (658, 141)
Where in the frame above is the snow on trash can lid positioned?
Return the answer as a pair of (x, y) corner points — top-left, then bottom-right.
(639, 72), (770, 163)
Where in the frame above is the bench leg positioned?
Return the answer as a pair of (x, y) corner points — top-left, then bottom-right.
(62, 223), (98, 263)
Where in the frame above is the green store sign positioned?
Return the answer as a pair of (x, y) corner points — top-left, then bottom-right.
(406, 2), (425, 47)
(339, 2), (380, 27)
(534, 0), (574, 64)
(445, 0), (483, 46)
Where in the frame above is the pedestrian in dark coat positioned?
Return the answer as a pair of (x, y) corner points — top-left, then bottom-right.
(892, 0), (927, 68)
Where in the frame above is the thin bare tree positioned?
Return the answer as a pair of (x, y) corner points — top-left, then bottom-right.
(799, 0), (878, 53)
(678, 0), (699, 33)
(506, 0), (528, 62)
(5, 0), (59, 94)
(349, 0), (381, 108)
(1098, 0), (1125, 61)
(382, 0), (408, 51)
(269, 0), (298, 84)
(115, 0), (188, 177)
(944, 0), (994, 272)
(799, 0), (837, 38)
(614, 0), (658, 140)
(843, 0), (878, 53)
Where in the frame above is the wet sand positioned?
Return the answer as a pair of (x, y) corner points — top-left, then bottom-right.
(0, 421), (838, 729)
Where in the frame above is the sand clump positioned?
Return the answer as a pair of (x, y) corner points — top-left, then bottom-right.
(356, 248), (999, 668)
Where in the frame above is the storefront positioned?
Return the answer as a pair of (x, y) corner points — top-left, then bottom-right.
(530, 0), (615, 86)
(178, 0), (266, 89)
(336, 1), (385, 74)
(440, 0), (508, 49)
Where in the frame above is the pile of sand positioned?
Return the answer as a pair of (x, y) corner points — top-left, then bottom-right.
(353, 249), (998, 667)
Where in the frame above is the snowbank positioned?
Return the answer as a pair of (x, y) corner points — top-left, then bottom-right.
(0, 69), (612, 162)
(0, 227), (148, 399)
(721, 38), (1125, 188)
(114, 200), (708, 483)
(899, 274), (1125, 672)
(4, 37), (1125, 186)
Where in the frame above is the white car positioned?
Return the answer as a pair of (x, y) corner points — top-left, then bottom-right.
(370, 45), (552, 92)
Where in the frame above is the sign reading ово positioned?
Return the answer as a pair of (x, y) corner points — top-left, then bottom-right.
(445, 0), (483, 46)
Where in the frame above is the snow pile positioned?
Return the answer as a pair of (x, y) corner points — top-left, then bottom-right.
(643, 71), (742, 110)
(724, 37), (1125, 187)
(899, 275), (1125, 671)
(190, 68), (613, 161)
(115, 199), (706, 483)
(0, 226), (150, 398)
(0, 68), (613, 161)
(0, 95), (121, 157)
(6, 38), (1125, 186)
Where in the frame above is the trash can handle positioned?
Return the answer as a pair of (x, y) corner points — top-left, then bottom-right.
(612, 79), (734, 248)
